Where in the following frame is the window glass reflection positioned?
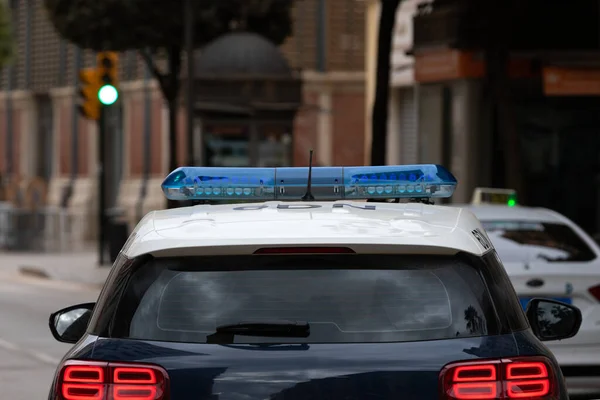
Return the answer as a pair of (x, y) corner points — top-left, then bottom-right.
(118, 255), (500, 344)
(535, 301), (577, 339)
(259, 125), (292, 167)
(481, 221), (595, 263)
(204, 126), (249, 167)
(203, 124), (292, 167)
(56, 308), (87, 336)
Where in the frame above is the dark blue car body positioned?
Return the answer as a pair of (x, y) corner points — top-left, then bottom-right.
(48, 252), (578, 400)
(51, 331), (566, 400)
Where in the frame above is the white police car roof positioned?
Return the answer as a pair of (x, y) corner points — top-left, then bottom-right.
(122, 201), (492, 259)
(453, 204), (567, 224)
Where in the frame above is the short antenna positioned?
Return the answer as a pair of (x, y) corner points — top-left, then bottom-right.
(301, 150), (315, 201)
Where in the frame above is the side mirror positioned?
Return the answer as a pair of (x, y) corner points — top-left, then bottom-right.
(49, 303), (95, 344)
(525, 298), (582, 341)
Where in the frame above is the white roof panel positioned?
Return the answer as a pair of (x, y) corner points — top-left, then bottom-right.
(123, 201), (492, 258)
(452, 204), (565, 223)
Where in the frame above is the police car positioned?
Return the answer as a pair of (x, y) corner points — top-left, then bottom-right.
(47, 164), (581, 400)
(460, 188), (600, 395)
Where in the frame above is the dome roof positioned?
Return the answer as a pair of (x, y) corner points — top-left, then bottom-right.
(195, 32), (292, 76)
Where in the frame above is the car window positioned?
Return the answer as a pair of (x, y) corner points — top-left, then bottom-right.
(479, 251), (529, 331)
(481, 220), (596, 263)
(110, 254), (501, 344)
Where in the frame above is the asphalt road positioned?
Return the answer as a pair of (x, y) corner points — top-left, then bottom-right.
(0, 273), (100, 399)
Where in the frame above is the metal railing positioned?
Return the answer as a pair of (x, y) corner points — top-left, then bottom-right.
(0, 203), (87, 252)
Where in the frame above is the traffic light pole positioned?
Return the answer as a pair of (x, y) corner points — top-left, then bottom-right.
(98, 105), (107, 265)
(79, 52), (119, 266)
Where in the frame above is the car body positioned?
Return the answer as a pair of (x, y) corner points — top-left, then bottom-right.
(47, 165), (582, 400)
(459, 198), (600, 395)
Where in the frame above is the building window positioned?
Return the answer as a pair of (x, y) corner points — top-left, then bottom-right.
(203, 125), (250, 167)
(258, 124), (293, 167)
(30, 0), (61, 91)
(202, 123), (293, 168)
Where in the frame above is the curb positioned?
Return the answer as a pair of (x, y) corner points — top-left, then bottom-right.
(16, 265), (105, 290)
(18, 265), (51, 279)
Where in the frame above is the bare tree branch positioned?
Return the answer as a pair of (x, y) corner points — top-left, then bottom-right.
(139, 49), (168, 94)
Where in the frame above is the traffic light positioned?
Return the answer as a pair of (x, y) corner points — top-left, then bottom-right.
(78, 68), (101, 120)
(97, 51), (119, 106)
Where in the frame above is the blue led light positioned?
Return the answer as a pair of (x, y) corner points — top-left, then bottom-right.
(161, 164), (457, 201)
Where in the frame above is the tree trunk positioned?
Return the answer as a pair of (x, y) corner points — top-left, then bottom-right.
(486, 49), (522, 196)
(370, 0), (401, 166)
(166, 47), (182, 209)
(485, 0), (523, 200)
(139, 48), (182, 209)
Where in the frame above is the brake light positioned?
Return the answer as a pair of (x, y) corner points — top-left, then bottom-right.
(441, 357), (555, 400)
(57, 360), (168, 400)
(589, 285), (600, 302)
(253, 247), (355, 254)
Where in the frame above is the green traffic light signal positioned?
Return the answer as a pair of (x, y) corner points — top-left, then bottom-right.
(98, 84), (118, 105)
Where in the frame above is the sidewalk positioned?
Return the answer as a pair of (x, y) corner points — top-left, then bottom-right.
(0, 251), (111, 288)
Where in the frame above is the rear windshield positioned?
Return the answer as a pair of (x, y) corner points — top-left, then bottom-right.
(481, 221), (596, 263)
(111, 255), (500, 344)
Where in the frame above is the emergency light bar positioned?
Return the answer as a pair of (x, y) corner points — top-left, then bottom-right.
(161, 164), (457, 201)
(471, 187), (517, 206)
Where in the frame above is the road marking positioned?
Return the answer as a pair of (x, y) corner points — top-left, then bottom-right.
(0, 337), (61, 365)
(0, 337), (19, 351)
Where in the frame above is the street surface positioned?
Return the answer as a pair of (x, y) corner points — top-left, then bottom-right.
(0, 273), (99, 399)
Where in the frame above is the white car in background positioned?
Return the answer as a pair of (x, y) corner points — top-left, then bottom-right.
(459, 188), (600, 395)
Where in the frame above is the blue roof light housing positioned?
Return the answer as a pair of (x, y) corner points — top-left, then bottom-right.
(161, 164), (458, 201)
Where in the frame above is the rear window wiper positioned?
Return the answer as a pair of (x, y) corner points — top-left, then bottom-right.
(206, 320), (310, 344)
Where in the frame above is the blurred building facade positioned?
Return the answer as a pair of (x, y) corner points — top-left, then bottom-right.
(0, 0), (366, 243)
(364, 0), (423, 184)
(366, 0), (600, 234)
(411, 1), (600, 235)
(365, 0), (484, 205)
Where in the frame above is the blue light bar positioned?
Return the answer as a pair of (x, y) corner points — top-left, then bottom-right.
(161, 164), (457, 201)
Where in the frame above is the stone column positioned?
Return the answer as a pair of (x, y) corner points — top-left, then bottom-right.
(11, 90), (36, 180)
(47, 87), (74, 207)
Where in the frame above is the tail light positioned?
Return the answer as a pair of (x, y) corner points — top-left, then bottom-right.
(253, 247), (355, 254)
(440, 357), (556, 400)
(589, 285), (600, 302)
(57, 360), (169, 400)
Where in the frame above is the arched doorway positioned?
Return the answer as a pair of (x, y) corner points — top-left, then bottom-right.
(185, 32), (302, 168)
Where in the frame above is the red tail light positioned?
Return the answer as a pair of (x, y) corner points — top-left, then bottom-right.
(57, 360), (168, 400)
(589, 285), (600, 302)
(253, 247), (355, 254)
(441, 357), (556, 400)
